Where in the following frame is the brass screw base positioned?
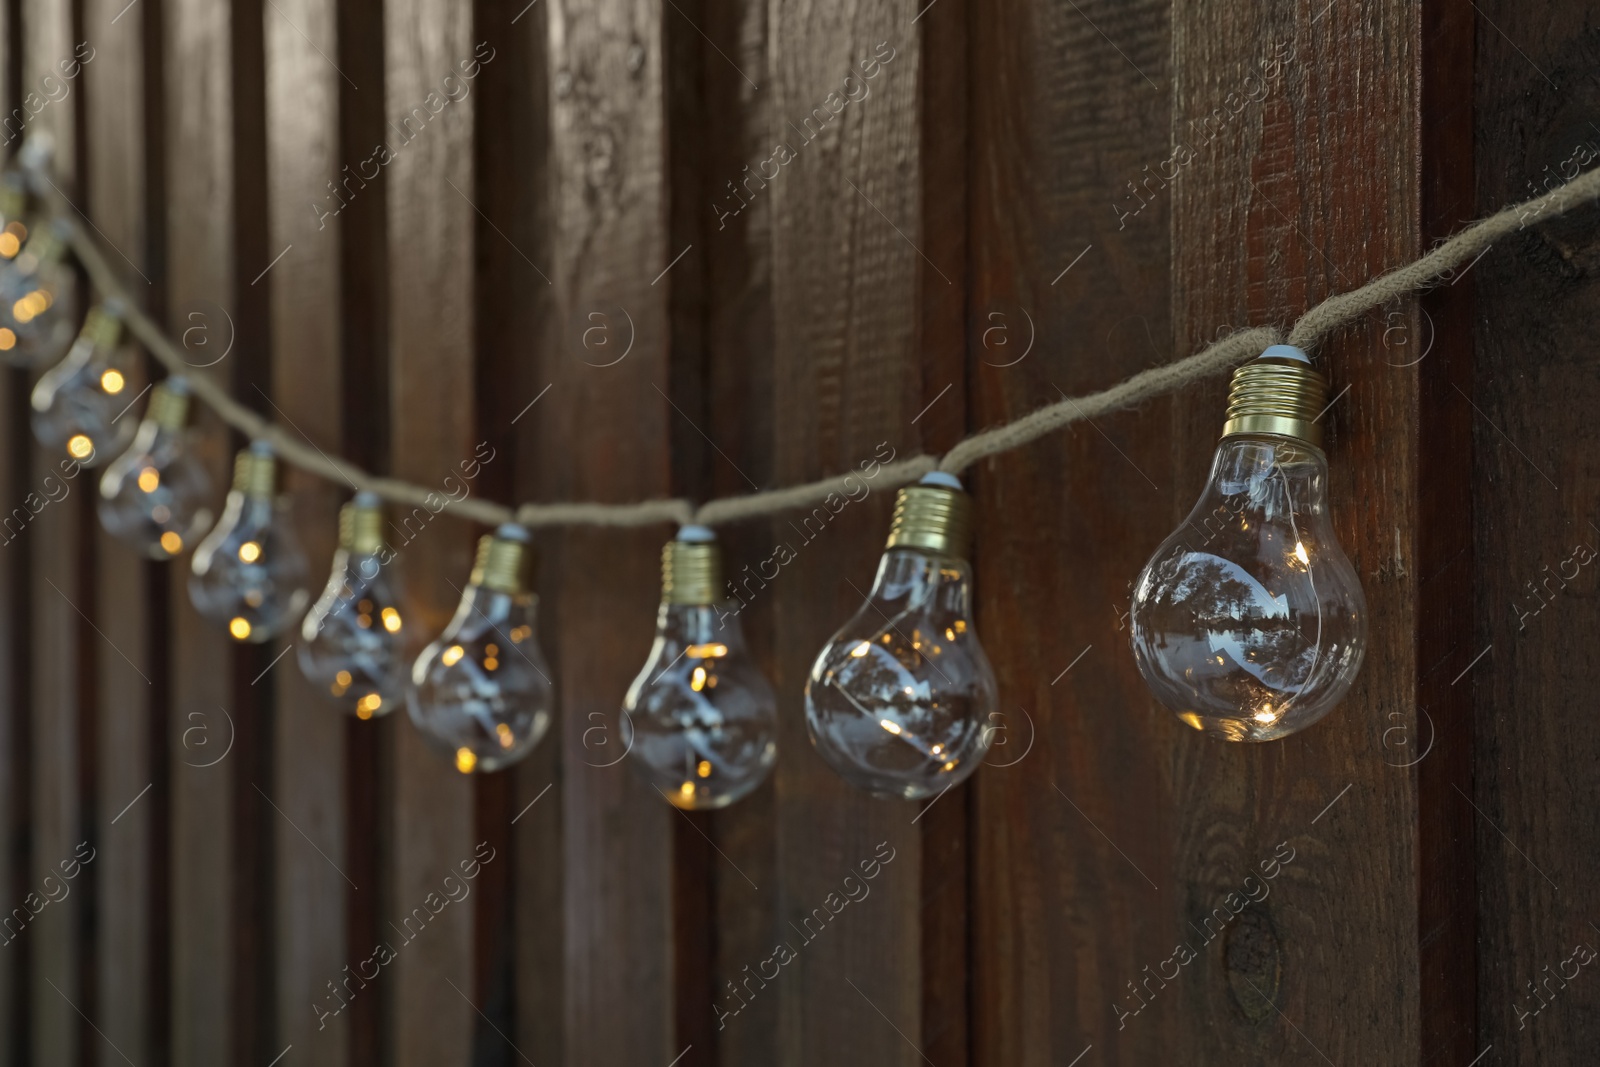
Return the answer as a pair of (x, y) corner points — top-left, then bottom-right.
(232, 447), (278, 498)
(887, 483), (973, 560)
(147, 381), (190, 432)
(662, 538), (723, 605)
(471, 530), (535, 594)
(1221, 354), (1329, 449)
(340, 498), (386, 555)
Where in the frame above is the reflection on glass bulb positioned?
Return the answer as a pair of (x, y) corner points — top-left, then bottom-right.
(298, 493), (405, 719)
(1130, 346), (1367, 741)
(625, 527), (777, 810)
(188, 442), (310, 643)
(408, 524), (553, 774)
(0, 216), (80, 370)
(805, 474), (997, 799)
(31, 301), (139, 467)
(98, 377), (213, 559)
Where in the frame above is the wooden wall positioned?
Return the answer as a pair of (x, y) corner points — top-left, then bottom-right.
(0, 0), (1597, 1063)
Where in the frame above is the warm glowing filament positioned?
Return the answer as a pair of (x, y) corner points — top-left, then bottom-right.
(1253, 704), (1278, 724)
(0, 232), (17, 257)
(1294, 541), (1309, 565)
(696, 760), (712, 778)
(137, 466), (160, 492)
(0, 328), (13, 350)
(381, 607), (402, 633)
(685, 642), (728, 658)
(879, 718), (903, 736)
(100, 369), (126, 394)
(158, 531), (183, 555)
(228, 617), (252, 640)
(496, 723), (514, 749)
(690, 666), (707, 692)
(455, 748), (477, 774)
(12, 298), (33, 322)
(67, 435), (93, 459)
(679, 782), (695, 799)
(357, 693), (383, 718)
(238, 541), (262, 563)
(441, 645), (464, 667)
(483, 656), (499, 671)
(850, 641), (871, 658)
(335, 670), (352, 686)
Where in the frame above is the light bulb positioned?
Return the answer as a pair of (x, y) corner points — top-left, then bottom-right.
(1130, 345), (1367, 741)
(188, 441), (310, 643)
(31, 300), (140, 466)
(408, 524), (553, 774)
(623, 526), (778, 810)
(0, 170), (30, 264)
(97, 377), (213, 559)
(297, 492), (405, 719)
(0, 216), (81, 370)
(804, 473), (998, 799)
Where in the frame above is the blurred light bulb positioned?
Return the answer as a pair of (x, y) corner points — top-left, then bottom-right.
(298, 492), (405, 719)
(624, 526), (777, 810)
(408, 524), (553, 774)
(189, 441), (310, 642)
(31, 300), (139, 466)
(805, 473), (998, 799)
(98, 377), (213, 559)
(1130, 345), (1367, 741)
(0, 216), (80, 369)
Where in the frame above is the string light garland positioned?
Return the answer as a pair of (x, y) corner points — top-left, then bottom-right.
(6, 145), (1600, 792)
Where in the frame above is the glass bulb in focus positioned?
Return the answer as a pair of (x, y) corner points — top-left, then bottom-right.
(31, 300), (139, 466)
(1130, 345), (1367, 741)
(805, 473), (998, 800)
(98, 377), (213, 559)
(0, 217), (81, 370)
(624, 527), (777, 810)
(298, 492), (405, 719)
(188, 441), (310, 643)
(408, 524), (553, 774)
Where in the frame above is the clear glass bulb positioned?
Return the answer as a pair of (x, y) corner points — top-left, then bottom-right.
(188, 443), (310, 643)
(298, 493), (406, 719)
(0, 217), (81, 370)
(624, 529), (777, 810)
(408, 525), (553, 774)
(31, 301), (139, 467)
(805, 475), (998, 800)
(1130, 348), (1367, 741)
(97, 378), (213, 559)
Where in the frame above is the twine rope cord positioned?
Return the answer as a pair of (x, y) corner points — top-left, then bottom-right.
(46, 165), (1600, 530)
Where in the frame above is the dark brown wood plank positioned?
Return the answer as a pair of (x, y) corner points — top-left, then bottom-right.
(1472, 2), (1600, 1061)
(22, 0), (87, 1061)
(384, 0), (477, 1062)
(765, 6), (938, 1064)
(83, 0), (159, 1060)
(538, 0), (675, 1062)
(265, 0), (348, 1061)
(967, 1), (1175, 1063)
(1168, 4), (1428, 1062)
(165, 0), (241, 1058)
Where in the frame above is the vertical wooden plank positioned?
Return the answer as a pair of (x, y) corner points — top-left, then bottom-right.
(766, 5), (939, 1065)
(967, 1), (1174, 1063)
(1473, 2), (1600, 1061)
(165, 0), (238, 1058)
(22, 0), (86, 1061)
(1169, 3), (1427, 1063)
(541, 0), (674, 1061)
(384, 0), (475, 1061)
(83, 0), (159, 1060)
(265, 0), (347, 1062)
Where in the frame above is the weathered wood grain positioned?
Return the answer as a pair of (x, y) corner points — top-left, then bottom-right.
(1472, 2), (1600, 1061)
(541, 0), (675, 1061)
(265, 0), (348, 1061)
(1169, 2), (1428, 1062)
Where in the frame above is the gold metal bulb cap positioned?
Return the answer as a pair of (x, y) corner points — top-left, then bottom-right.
(886, 482), (973, 559)
(80, 303), (123, 349)
(339, 497), (386, 554)
(147, 381), (191, 432)
(232, 446), (278, 499)
(471, 528), (535, 594)
(1220, 351), (1328, 450)
(662, 537), (723, 605)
